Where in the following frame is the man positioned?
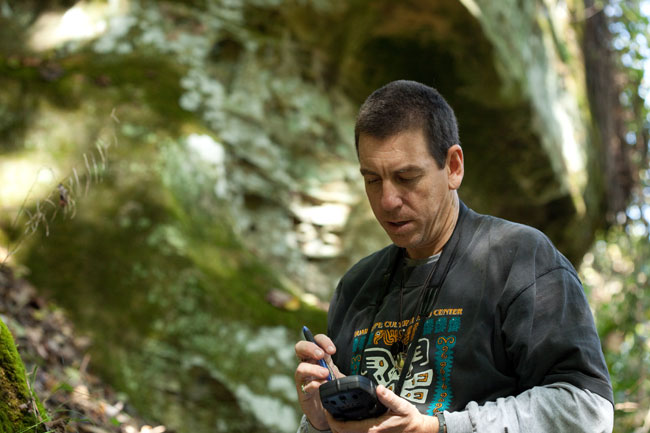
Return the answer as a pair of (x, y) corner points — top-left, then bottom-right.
(294, 80), (613, 433)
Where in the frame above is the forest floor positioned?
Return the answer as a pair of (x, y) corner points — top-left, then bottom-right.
(0, 263), (169, 433)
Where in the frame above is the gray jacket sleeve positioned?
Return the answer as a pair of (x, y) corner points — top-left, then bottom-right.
(445, 382), (613, 433)
(297, 415), (331, 433)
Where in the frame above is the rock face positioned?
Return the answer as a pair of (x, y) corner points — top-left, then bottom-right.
(0, 1), (631, 433)
(280, 0), (630, 263)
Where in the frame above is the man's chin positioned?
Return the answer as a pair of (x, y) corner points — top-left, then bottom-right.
(384, 232), (415, 249)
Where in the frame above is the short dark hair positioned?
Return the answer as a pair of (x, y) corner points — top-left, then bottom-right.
(354, 80), (460, 168)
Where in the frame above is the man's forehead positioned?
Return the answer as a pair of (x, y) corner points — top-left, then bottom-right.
(358, 129), (433, 164)
(358, 127), (427, 144)
(359, 127), (428, 150)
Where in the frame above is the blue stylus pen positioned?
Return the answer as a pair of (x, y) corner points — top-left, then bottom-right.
(302, 326), (334, 381)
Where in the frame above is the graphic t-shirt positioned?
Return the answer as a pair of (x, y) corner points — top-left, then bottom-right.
(348, 254), (461, 414)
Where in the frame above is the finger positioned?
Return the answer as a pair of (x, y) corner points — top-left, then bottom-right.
(295, 340), (326, 360)
(313, 334), (337, 355)
(325, 359), (343, 379)
(376, 385), (412, 416)
(295, 361), (331, 384)
(294, 371), (324, 400)
(298, 379), (321, 397)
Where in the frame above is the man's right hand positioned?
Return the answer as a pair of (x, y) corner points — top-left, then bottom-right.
(295, 332), (340, 430)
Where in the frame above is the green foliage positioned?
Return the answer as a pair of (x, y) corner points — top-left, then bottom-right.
(581, 223), (650, 431)
(606, 0), (650, 160)
(580, 1), (650, 431)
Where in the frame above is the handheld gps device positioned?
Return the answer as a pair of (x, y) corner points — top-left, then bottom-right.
(301, 326), (386, 421)
(319, 375), (387, 421)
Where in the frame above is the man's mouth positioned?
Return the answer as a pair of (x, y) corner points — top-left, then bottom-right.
(387, 220), (410, 228)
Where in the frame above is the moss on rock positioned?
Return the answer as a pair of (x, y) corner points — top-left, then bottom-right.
(0, 317), (46, 433)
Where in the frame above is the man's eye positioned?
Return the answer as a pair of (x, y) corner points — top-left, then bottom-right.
(397, 176), (417, 184)
(365, 177), (380, 185)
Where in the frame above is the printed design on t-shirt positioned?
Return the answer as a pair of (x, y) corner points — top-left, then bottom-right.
(372, 319), (419, 347)
(363, 338), (433, 405)
(423, 311), (461, 414)
(350, 328), (368, 374)
(349, 308), (463, 413)
(428, 333), (456, 414)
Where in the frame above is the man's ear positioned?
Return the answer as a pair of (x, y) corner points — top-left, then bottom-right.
(446, 144), (464, 190)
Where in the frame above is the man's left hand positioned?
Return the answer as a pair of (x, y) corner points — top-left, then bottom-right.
(325, 385), (439, 433)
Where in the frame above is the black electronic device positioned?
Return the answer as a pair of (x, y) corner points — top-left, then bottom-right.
(319, 375), (387, 421)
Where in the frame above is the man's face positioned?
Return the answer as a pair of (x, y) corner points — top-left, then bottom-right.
(358, 128), (461, 259)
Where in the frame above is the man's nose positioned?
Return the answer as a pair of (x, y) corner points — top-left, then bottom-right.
(381, 182), (402, 210)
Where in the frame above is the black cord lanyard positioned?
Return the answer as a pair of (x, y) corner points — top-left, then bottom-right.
(357, 203), (467, 396)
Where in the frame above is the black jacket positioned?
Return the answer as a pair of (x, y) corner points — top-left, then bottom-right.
(327, 201), (613, 415)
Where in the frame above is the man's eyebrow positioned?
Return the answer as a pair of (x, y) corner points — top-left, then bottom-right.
(395, 165), (424, 174)
(360, 165), (425, 176)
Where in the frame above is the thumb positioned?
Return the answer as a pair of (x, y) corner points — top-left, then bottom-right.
(376, 385), (412, 416)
